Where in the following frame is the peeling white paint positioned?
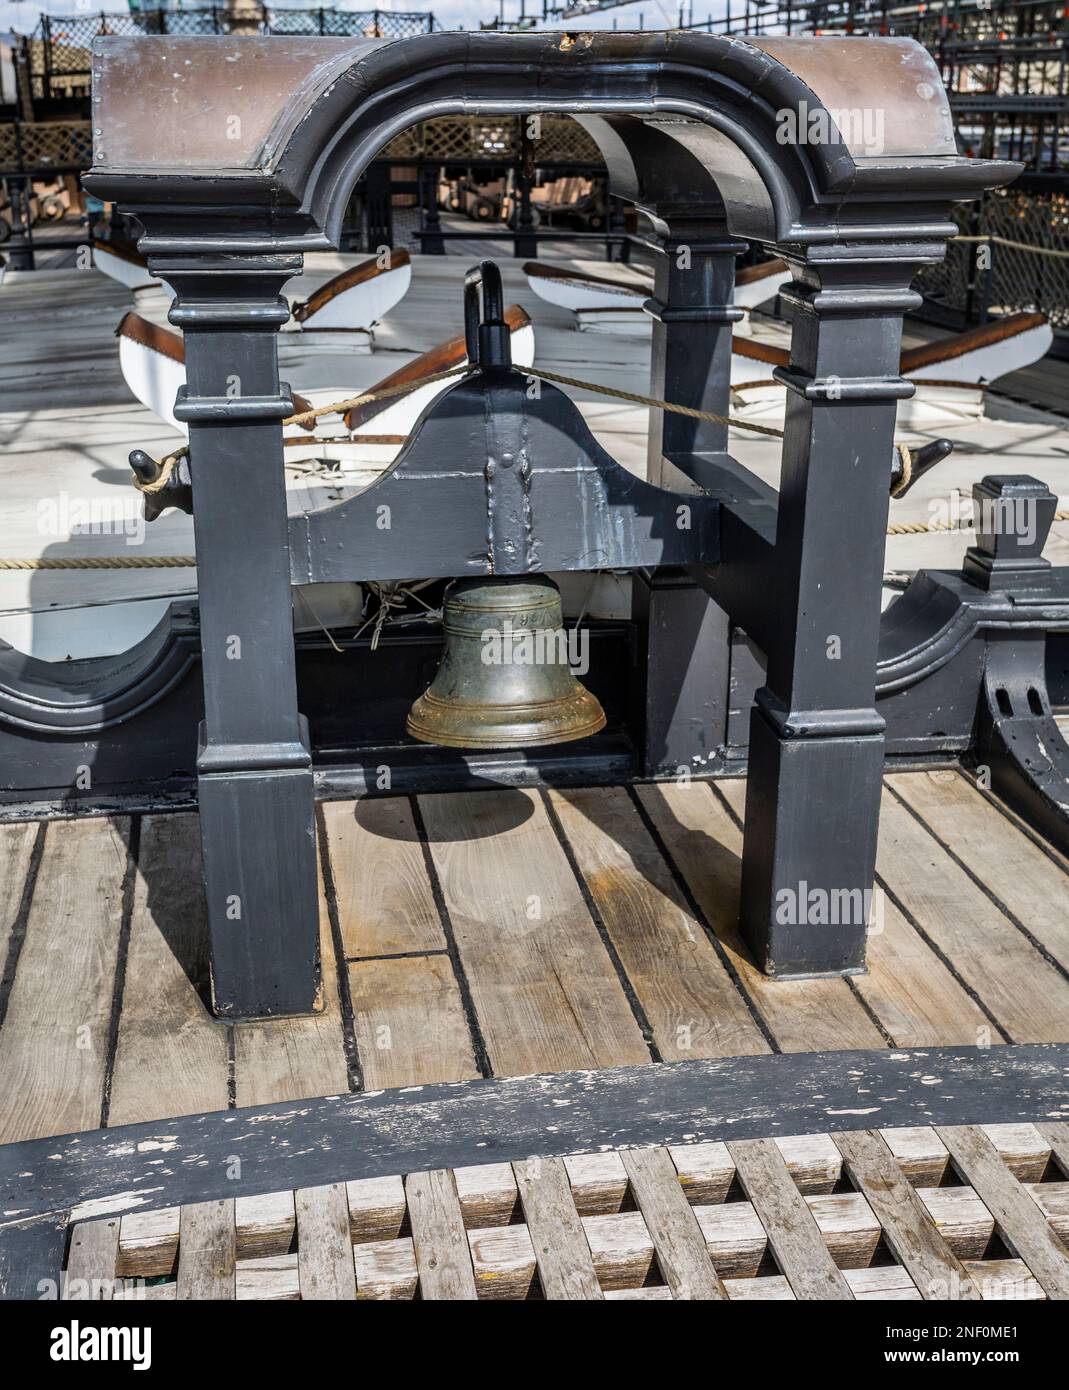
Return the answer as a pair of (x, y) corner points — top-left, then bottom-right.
(71, 1188), (165, 1221)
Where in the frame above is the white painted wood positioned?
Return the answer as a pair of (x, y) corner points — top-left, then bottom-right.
(288, 260), (411, 331)
(525, 268), (648, 313)
(909, 320), (1053, 385)
(91, 245), (159, 293)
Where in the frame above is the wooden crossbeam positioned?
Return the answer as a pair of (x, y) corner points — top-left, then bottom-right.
(938, 1126), (1069, 1301)
(727, 1139), (853, 1301)
(833, 1130), (982, 1301)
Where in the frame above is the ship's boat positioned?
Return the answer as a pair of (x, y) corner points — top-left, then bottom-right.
(523, 257), (791, 333)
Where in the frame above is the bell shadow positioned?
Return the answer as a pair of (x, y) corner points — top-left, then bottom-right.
(352, 783), (535, 842)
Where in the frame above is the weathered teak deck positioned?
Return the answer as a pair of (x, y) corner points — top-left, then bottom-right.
(60, 1123), (1069, 1301)
(2, 768), (1069, 1149)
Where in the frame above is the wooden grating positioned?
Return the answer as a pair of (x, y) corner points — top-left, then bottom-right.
(60, 1122), (1069, 1301)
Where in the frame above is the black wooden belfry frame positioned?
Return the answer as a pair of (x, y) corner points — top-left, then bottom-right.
(83, 30), (1017, 1019)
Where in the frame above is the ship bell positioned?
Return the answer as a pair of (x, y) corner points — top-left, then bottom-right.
(406, 576), (606, 749)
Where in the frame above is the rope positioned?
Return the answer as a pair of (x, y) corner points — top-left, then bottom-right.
(522, 365), (786, 439)
(6, 510), (1069, 566)
(281, 362), (787, 439)
(282, 365), (473, 429)
(19, 358), (1062, 569)
(952, 234), (1069, 261)
(0, 555), (196, 569)
(131, 447), (188, 495)
(886, 508), (1069, 536)
(890, 444), (912, 499)
(732, 377), (989, 395)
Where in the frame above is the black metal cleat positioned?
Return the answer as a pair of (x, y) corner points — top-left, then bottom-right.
(129, 448), (194, 521)
(890, 438), (954, 497)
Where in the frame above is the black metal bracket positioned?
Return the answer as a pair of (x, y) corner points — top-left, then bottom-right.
(977, 633), (1069, 847)
(288, 261), (720, 584)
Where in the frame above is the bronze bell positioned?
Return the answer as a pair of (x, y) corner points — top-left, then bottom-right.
(406, 576), (606, 749)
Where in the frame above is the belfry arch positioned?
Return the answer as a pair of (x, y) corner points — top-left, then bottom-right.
(84, 30), (1015, 1018)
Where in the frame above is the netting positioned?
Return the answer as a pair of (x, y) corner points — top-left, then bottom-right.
(918, 189), (1069, 332)
(381, 115), (601, 165)
(26, 9), (435, 98)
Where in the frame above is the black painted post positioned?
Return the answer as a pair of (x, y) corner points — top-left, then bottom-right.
(738, 259), (916, 977)
(364, 161), (394, 254)
(514, 118), (539, 260)
(645, 218), (745, 486)
(420, 165), (445, 255)
(513, 172), (538, 259)
(606, 195), (630, 263)
(632, 570), (731, 777)
(163, 255), (321, 1020)
(635, 220), (744, 776)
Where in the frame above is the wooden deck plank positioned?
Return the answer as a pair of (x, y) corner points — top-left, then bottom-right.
(878, 795), (1069, 1042)
(233, 875), (348, 1106)
(638, 783), (885, 1052)
(236, 1252), (300, 1301)
(0, 822), (38, 984)
(549, 787), (770, 1060)
(321, 798), (445, 958)
(405, 1169), (478, 1300)
(513, 1156), (604, 1300)
(64, 1218), (120, 1300)
(619, 1147), (728, 1300)
(295, 1183), (357, 1300)
(833, 1130), (982, 1300)
(937, 1126), (1069, 1299)
(177, 1199), (235, 1301)
(347, 954), (479, 1088)
(418, 789), (649, 1076)
(857, 896), (1001, 1048)
(714, 778), (1000, 1047)
(726, 1139), (854, 1300)
(109, 814), (229, 1126)
(889, 770), (1069, 977)
(0, 817), (129, 1142)
(354, 1237), (419, 1300)
(237, 1191), (297, 1261)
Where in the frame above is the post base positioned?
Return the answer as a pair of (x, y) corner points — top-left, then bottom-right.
(739, 705), (882, 977)
(198, 757), (321, 1020)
